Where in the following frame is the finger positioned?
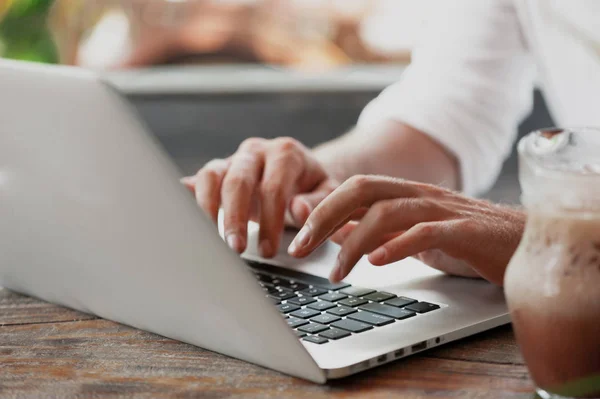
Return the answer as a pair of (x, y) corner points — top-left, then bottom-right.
(329, 222), (357, 245)
(193, 159), (230, 223)
(367, 222), (447, 267)
(284, 146), (333, 227)
(289, 175), (422, 257)
(289, 179), (337, 227)
(330, 222), (402, 247)
(290, 193), (367, 230)
(258, 149), (304, 257)
(330, 199), (445, 282)
(221, 140), (265, 253)
(180, 176), (196, 193)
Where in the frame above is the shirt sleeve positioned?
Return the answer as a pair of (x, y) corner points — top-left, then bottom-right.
(357, 0), (536, 196)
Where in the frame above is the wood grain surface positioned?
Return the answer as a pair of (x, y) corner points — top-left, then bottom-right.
(0, 288), (535, 399)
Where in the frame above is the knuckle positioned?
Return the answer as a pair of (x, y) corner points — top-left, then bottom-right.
(346, 174), (372, 194)
(201, 170), (221, 186)
(275, 148), (303, 167)
(421, 183), (449, 198)
(203, 158), (226, 169)
(413, 223), (438, 240)
(239, 137), (265, 152)
(370, 200), (394, 221)
(198, 159), (225, 177)
(459, 219), (479, 234)
(274, 136), (301, 152)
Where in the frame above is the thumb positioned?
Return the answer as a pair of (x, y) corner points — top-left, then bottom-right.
(288, 180), (336, 227)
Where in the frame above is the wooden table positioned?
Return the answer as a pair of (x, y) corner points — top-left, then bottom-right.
(0, 288), (536, 398)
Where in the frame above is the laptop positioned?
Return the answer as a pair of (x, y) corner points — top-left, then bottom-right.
(0, 60), (510, 383)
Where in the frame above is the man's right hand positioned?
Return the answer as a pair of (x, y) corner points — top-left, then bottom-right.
(182, 137), (339, 258)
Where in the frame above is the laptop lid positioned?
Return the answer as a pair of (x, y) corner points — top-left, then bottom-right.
(0, 60), (325, 383)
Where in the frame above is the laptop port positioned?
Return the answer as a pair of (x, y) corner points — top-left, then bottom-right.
(394, 349), (405, 358)
(376, 354), (387, 364)
(411, 341), (427, 352)
(350, 360), (369, 373)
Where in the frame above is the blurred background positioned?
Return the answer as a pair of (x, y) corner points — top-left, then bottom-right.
(0, 0), (553, 203)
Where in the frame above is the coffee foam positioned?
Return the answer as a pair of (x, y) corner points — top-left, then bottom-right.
(505, 211), (600, 317)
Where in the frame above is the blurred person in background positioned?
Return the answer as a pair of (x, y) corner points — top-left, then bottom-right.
(181, 0), (600, 285)
(46, 0), (418, 69)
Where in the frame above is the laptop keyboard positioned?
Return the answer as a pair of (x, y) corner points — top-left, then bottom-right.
(246, 260), (440, 345)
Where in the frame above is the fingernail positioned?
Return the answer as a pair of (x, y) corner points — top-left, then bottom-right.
(288, 224), (311, 255)
(226, 234), (245, 253)
(260, 240), (273, 258)
(329, 253), (344, 282)
(369, 247), (388, 264)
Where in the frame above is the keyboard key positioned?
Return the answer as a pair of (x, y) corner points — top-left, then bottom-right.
(275, 286), (294, 293)
(269, 291), (296, 300)
(307, 301), (337, 311)
(385, 296), (418, 308)
(310, 314), (341, 325)
(338, 297), (369, 307)
(319, 292), (348, 302)
(277, 303), (300, 313)
(340, 287), (376, 297)
(255, 273), (273, 283)
(303, 335), (328, 344)
(295, 330), (307, 338)
(331, 319), (373, 333)
(290, 308), (321, 319)
(287, 296), (317, 306)
(405, 302), (440, 314)
(276, 280), (309, 292)
(326, 306), (357, 317)
(247, 261), (350, 291)
(271, 277), (286, 286)
(298, 323), (330, 334)
(263, 286), (278, 295)
(269, 297), (281, 305)
(310, 280), (350, 291)
(348, 311), (394, 326)
(289, 282), (309, 291)
(299, 287), (328, 297)
(363, 291), (397, 302)
(287, 317), (309, 328)
(359, 303), (416, 320)
(319, 328), (351, 340)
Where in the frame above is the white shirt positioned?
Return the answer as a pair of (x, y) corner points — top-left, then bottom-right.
(357, 0), (600, 196)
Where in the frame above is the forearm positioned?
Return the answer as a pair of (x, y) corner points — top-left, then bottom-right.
(313, 121), (461, 190)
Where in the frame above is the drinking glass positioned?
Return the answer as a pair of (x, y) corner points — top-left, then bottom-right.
(504, 127), (600, 398)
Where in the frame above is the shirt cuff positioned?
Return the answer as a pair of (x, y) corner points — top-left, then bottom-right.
(357, 77), (501, 197)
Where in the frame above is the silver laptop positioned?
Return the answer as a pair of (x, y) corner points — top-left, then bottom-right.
(0, 60), (509, 383)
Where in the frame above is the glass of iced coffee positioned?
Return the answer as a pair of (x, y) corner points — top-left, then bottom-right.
(505, 127), (600, 398)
